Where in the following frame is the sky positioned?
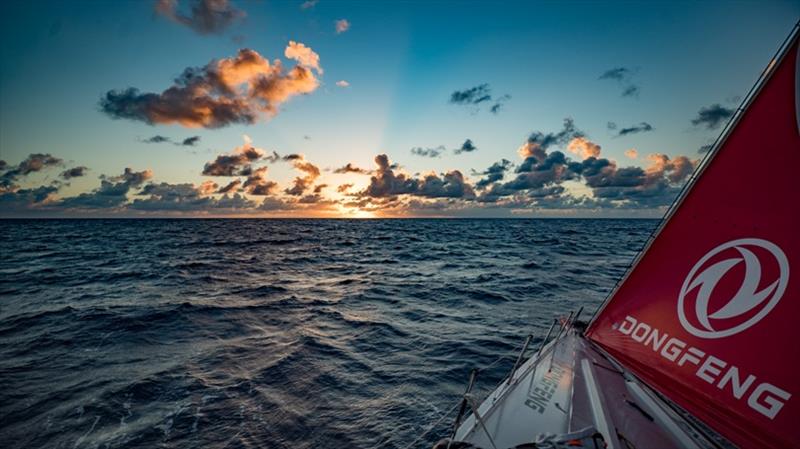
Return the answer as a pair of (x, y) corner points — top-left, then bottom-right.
(0, 0), (798, 218)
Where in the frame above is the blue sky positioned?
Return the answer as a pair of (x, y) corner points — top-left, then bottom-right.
(1, 0), (798, 217)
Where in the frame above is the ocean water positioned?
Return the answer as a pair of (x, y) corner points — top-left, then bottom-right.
(0, 219), (657, 449)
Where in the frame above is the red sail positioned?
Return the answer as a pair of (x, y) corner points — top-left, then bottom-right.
(586, 31), (799, 449)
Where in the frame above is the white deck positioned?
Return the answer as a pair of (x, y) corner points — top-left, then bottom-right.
(452, 330), (722, 449)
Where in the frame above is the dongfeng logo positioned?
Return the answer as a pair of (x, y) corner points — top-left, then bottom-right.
(678, 238), (789, 339)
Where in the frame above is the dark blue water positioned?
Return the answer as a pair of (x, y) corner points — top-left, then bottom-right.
(0, 219), (657, 449)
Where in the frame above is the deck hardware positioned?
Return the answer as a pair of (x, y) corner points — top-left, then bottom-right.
(448, 368), (478, 448)
(535, 319), (558, 359)
(466, 395), (499, 449)
(506, 334), (532, 385)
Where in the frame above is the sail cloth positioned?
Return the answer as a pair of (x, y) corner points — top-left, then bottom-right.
(586, 31), (800, 449)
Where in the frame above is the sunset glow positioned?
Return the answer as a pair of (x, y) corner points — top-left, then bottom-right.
(1, 1), (797, 218)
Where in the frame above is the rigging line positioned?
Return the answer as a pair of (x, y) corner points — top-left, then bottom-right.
(585, 20), (800, 326)
(376, 352), (514, 449)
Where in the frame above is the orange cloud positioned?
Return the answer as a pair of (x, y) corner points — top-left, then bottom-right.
(567, 137), (601, 159)
(101, 44), (322, 128)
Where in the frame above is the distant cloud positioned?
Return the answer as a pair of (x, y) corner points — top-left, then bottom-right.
(141, 135), (202, 146)
(155, 0), (245, 35)
(475, 118), (697, 208)
(202, 136), (266, 176)
(333, 163), (370, 174)
(217, 179), (241, 193)
(450, 83), (492, 105)
(143, 135), (171, 144)
(698, 144), (713, 154)
(300, 0), (318, 10)
(1, 153), (63, 191)
(360, 154), (475, 199)
(615, 121), (654, 137)
(101, 44), (322, 128)
(598, 67), (640, 98)
(490, 95), (511, 114)
(336, 80), (350, 88)
(0, 185), (61, 210)
(691, 104), (734, 129)
(411, 146), (445, 158)
(61, 166), (88, 179)
(335, 19), (350, 34)
(598, 67), (631, 82)
(624, 148), (638, 159)
(567, 137), (601, 160)
(181, 136), (201, 146)
(285, 40), (322, 74)
(131, 181), (255, 211)
(337, 183), (353, 193)
(474, 159), (511, 189)
(454, 139), (477, 154)
(284, 155), (321, 196)
(243, 166), (277, 195)
(59, 168), (152, 209)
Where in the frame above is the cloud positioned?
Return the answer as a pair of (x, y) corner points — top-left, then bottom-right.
(142, 135), (202, 146)
(598, 67), (640, 98)
(242, 166), (278, 195)
(410, 146), (445, 158)
(360, 154), (474, 199)
(59, 168), (153, 209)
(621, 85), (640, 97)
(335, 19), (350, 34)
(283, 154), (321, 196)
(198, 180), (218, 195)
(202, 135), (267, 176)
(566, 137), (601, 160)
(598, 67), (631, 82)
(142, 135), (171, 144)
(698, 144), (713, 154)
(476, 119), (697, 208)
(490, 94), (511, 114)
(300, 0), (318, 9)
(100, 45), (322, 128)
(691, 104), (734, 129)
(217, 179), (241, 193)
(449, 84), (511, 114)
(285, 40), (322, 74)
(516, 117), (581, 165)
(130, 181), (255, 211)
(450, 83), (491, 105)
(474, 159), (511, 189)
(615, 122), (654, 137)
(336, 80), (350, 88)
(61, 166), (88, 179)
(0, 185), (60, 210)
(333, 163), (370, 174)
(1, 153), (63, 190)
(624, 148), (638, 159)
(337, 183), (353, 193)
(454, 139), (477, 154)
(155, 0), (245, 35)
(181, 136), (201, 146)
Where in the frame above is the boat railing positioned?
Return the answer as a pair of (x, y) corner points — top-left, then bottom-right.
(448, 307), (584, 437)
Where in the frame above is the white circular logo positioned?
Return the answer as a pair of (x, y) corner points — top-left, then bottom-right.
(678, 238), (789, 339)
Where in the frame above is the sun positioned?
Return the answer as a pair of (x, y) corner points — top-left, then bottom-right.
(338, 204), (375, 218)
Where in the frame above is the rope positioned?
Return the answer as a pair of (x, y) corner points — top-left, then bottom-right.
(376, 350), (516, 449)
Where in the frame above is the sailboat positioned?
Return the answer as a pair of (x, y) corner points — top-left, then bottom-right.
(434, 23), (799, 449)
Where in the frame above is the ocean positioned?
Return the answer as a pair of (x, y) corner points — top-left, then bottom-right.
(0, 218), (657, 449)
